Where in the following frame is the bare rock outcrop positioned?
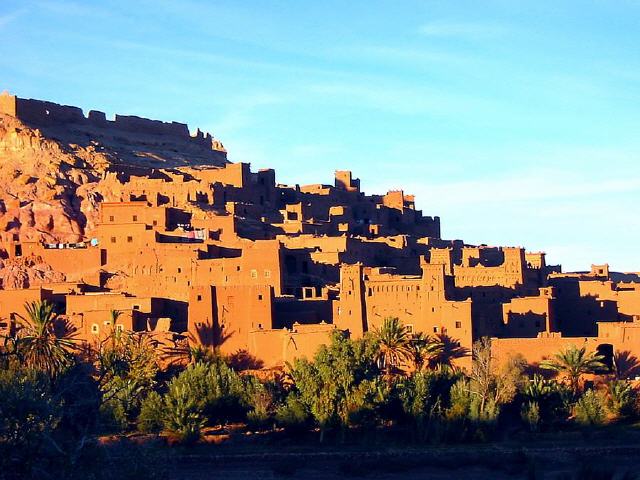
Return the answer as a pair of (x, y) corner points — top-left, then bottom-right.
(0, 254), (66, 289)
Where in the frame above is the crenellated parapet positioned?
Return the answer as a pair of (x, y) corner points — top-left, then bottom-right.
(0, 91), (224, 151)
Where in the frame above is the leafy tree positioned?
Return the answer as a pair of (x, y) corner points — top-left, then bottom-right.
(397, 369), (457, 440)
(371, 317), (411, 375)
(540, 345), (606, 396)
(290, 330), (379, 441)
(470, 338), (523, 412)
(15, 300), (78, 377)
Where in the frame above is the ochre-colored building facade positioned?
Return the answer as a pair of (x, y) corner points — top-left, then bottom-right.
(1, 92), (640, 372)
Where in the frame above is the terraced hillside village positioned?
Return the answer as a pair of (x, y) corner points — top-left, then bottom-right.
(1, 91), (639, 368)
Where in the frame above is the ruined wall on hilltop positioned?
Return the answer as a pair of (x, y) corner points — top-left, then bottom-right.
(0, 91), (221, 149)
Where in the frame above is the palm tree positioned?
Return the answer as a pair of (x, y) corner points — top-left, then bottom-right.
(102, 309), (123, 349)
(408, 332), (444, 371)
(540, 345), (606, 395)
(15, 300), (77, 377)
(372, 317), (411, 374)
(160, 331), (219, 368)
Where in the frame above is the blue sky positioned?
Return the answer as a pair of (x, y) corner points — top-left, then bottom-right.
(1, 0), (639, 271)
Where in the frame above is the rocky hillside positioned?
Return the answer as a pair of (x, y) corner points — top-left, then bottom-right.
(0, 111), (227, 244)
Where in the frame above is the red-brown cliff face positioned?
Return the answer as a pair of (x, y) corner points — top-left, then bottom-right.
(0, 103), (227, 244)
(0, 113), (102, 243)
(0, 93), (228, 288)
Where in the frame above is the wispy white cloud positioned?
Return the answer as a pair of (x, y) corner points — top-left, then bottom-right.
(419, 21), (510, 40)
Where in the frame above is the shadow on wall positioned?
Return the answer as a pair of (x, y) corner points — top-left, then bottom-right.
(227, 349), (264, 371)
(614, 350), (640, 379)
(429, 333), (470, 368)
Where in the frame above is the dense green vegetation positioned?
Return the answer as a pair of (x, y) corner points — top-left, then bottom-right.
(1, 303), (639, 479)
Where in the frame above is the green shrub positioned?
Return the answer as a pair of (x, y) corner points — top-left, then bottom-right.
(605, 380), (636, 419)
(96, 332), (158, 432)
(245, 377), (274, 430)
(522, 375), (571, 427)
(521, 400), (540, 432)
(163, 383), (206, 444)
(137, 391), (164, 433)
(574, 389), (605, 426)
(0, 365), (61, 475)
(399, 371), (451, 440)
(275, 394), (310, 432)
(99, 399), (128, 433)
(0, 366), (59, 443)
(169, 359), (248, 423)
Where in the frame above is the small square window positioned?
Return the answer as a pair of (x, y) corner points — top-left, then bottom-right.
(133, 305), (140, 310)
(264, 270), (271, 278)
(455, 321), (462, 328)
(258, 294), (263, 300)
(197, 295), (202, 301)
(127, 236), (133, 243)
(251, 269), (258, 279)
(433, 326), (438, 333)
(133, 215), (138, 222)
(110, 237), (116, 243)
(153, 220), (158, 226)
(91, 324), (99, 334)
(109, 215), (114, 222)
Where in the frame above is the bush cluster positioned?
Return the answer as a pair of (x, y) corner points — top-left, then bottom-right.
(2, 306), (639, 478)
